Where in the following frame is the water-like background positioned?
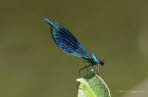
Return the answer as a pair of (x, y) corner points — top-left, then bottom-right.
(0, 0), (148, 97)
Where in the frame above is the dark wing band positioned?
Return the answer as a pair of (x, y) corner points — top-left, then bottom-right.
(51, 22), (91, 58)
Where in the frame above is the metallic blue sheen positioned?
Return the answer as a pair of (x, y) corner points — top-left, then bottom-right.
(92, 56), (100, 63)
(44, 18), (104, 66)
(44, 18), (54, 27)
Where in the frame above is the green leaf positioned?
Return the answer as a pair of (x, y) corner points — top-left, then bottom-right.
(76, 70), (111, 97)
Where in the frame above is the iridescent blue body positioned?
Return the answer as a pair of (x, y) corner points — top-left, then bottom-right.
(44, 18), (104, 70)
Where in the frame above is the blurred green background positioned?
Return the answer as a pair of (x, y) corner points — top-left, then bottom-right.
(0, 0), (148, 97)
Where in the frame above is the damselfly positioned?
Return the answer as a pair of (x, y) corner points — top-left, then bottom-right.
(44, 18), (104, 73)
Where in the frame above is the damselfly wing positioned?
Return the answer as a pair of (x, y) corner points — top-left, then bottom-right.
(44, 18), (104, 71)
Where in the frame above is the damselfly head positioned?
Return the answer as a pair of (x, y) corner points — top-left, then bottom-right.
(99, 60), (104, 66)
(99, 57), (105, 66)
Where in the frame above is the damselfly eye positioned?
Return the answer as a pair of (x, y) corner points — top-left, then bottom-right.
(100, 61), (104, 66)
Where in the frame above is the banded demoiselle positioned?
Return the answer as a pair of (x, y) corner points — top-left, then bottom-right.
(44, 18), (104, 73)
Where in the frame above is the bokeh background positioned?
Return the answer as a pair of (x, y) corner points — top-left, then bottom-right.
(0, 0), (148, 97)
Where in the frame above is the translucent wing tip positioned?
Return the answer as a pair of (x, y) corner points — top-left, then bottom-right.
(44, 18), (55, 27)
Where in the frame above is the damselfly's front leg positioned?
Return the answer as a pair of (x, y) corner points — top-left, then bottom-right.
(79, 64), (92, 76)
